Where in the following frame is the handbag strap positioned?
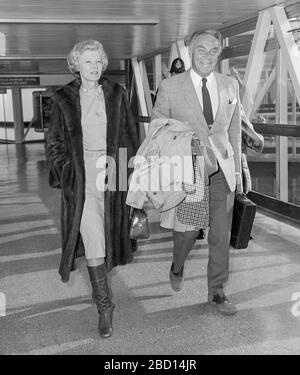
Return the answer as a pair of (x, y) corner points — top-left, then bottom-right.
(129, 206), (134, 219)
(129, 206), (147, 219)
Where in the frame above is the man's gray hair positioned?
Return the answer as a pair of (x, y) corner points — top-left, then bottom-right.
(189, 29), (223, 51)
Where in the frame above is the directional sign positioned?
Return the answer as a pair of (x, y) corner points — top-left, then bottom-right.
(0, 77), (40, 87)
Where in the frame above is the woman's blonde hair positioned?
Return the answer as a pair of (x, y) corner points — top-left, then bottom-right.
(67, 39), (108, 75)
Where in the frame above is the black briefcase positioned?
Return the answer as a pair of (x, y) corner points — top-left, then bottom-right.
(230, 193), (256, 249)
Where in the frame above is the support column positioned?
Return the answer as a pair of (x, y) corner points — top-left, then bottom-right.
(154, 54), (162, 92)
(275, 49), (288, 202)
(177, 39), (191, 70)
(270, 5), (300, 106)
(125, 59), (133, 101)
(168, 42), (179, 75)
(242, 10), (271, 117)
(220, 37), (229, 75)
(11, 87), (24, 143)
(250, 68), (275, 119)
(139, 60), (153, 115)
(131, 57), (149, 140)
(291, 86), (297, 159)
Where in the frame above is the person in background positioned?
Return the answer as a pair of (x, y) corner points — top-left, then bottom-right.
(151, 58), (186, 105)
(170, 57), (185, 76)
(47, 39), (139, 338)
(152, 29), (242, 315)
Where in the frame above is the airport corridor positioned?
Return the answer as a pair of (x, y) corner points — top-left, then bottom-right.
(1, 143), (300, 355)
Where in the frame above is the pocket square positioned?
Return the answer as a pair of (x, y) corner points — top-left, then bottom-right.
(229, 98), (237, 105)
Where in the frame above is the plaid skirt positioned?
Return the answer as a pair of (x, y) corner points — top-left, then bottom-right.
(176, 160), (209, 229)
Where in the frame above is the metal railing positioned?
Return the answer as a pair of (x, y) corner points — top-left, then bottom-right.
(136, 116), (300, 138)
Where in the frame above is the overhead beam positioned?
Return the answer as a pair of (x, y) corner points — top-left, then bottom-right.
(219, 16), (258, 38)
(221, 38), (277, 59)
(285, 1), (300, 19)
(137, 47), (169, 62)
(0, 18), (159, 25)
(0, 56), (67, 60)
(219, 1), (299, 38)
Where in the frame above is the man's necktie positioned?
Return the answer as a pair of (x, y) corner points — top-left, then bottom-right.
(202, 78), (214, 126)
(201, 78), (219, 175)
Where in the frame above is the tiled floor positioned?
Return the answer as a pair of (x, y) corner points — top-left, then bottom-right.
(1, 143), (300, 355)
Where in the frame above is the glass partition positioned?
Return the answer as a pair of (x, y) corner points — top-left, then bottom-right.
(221, 21), (300, 207)
(0, 89), (14, 142)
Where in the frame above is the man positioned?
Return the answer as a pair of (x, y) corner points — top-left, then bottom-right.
(151, 29), (242, 315)
(171, 57), (206, 241)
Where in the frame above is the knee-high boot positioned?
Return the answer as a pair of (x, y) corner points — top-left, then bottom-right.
(87, 264), (115, 338)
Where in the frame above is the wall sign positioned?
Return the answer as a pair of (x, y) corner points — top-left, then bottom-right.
(0, 77), (40, 87)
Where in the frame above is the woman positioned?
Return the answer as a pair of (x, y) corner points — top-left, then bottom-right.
(47, 40), (139, 338)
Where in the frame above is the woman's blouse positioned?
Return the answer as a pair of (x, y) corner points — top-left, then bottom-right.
(79, 85), (107, 152)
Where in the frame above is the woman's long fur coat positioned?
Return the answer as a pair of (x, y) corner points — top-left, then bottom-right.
(47, 77), (139, 282)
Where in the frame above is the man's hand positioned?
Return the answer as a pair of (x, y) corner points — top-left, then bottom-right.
(235, 172), (243, 194)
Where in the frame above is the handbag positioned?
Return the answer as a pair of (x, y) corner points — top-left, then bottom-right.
(230, 193), (256, 249)
(129, 207), (149, 240)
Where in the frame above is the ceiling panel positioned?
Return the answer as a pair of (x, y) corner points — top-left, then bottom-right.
(0, 0), (298, 74)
